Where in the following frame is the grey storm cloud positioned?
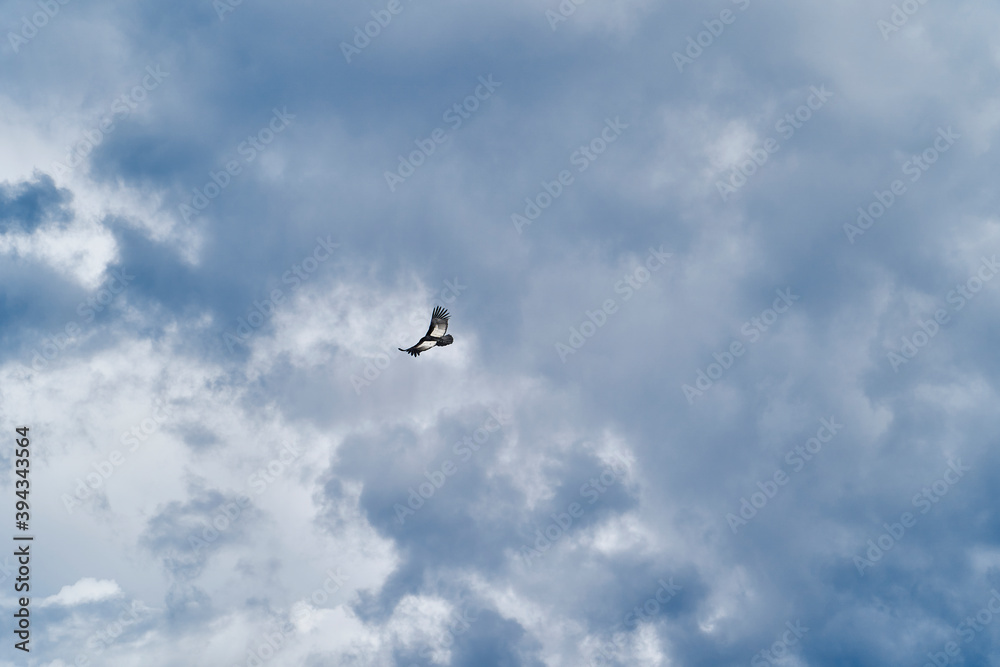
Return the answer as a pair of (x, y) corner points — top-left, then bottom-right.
(0, 172), (72, 233)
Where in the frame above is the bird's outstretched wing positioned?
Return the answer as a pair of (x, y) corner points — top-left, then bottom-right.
(398, 339), (438, 357)
(424, 306), (449, 338)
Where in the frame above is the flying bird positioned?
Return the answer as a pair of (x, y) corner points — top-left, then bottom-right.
(399, 306), (453, 357)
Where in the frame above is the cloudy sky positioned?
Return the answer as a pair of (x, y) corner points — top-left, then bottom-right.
(0, 0), (999, 665)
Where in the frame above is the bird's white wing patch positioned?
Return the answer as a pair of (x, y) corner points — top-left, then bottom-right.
(428, 319), (448, 338)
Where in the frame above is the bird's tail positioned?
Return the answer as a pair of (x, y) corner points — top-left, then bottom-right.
(437, 335), (454, 346)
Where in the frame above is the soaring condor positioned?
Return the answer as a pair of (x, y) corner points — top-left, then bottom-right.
(399, 306), (453, 357)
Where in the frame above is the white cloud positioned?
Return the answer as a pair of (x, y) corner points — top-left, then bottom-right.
(40, 577), (122, 607)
